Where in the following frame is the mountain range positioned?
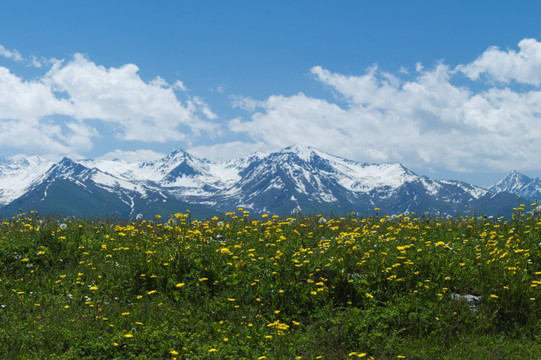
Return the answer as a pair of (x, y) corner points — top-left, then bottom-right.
(0, 145), (538, 219)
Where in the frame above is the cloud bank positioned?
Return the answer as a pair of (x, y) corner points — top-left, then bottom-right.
(2, 39), (541, 173)
(194, 38), (541, 172)
(0, 52), (216, 157)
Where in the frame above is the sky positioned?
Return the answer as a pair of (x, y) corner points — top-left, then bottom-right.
(1, 1), (541, 186)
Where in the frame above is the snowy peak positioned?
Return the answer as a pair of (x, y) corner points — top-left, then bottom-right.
(48, 157), (94, 180)
(270, 146), (421, 192)
(140, 149), (209, 182)
(278, 144), (328, 162)
(0, 145), (529, 218)
(490, 171), (541, 201)
(223, 152), (266, 174)
(490, 170), (533, 193)
(0, 156), (55, 205)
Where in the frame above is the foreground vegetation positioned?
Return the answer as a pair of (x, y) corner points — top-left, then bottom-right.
(2, 206), (541, 359)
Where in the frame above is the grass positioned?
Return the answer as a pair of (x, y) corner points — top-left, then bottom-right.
(1, 205), (541, 359)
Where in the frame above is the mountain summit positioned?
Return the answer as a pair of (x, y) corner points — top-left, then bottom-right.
(489, 170), (541, 201)
(0, 145), (527, 218)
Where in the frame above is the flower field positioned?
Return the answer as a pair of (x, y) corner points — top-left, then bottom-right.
(2, 206), (541, 359)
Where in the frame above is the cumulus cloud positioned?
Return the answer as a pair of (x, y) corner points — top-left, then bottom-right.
(0, 66), (71, 120)
(44, 54), (215, 141)
(458, 38), (541, 86)
(3, 39), (541, 175)
(222, 38), (541, 172)
(0, 51), (215, 155)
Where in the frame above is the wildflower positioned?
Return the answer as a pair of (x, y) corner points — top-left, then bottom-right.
(147, 290), (157, 295)
(124, 333), (133, 338)
(208, 348), (217, 352)
(490, 294), (498, 299)
(365, 293), (374, 299)
(175, 283), (185, 288)
(219, 247), (232, 255)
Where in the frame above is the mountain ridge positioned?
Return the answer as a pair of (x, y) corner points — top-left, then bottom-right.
(0, 145), (535, 218)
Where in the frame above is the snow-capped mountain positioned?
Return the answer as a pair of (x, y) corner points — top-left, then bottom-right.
(0, 145), (526, 218)
(489, 170), (541, 202)
(205, 145), (498, 215)
(0, 156), (54, 206)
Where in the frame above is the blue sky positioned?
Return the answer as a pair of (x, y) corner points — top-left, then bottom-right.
(1, 1), (541, 186)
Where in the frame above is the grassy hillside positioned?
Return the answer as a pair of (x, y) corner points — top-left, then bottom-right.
(2, 205), (541, 359)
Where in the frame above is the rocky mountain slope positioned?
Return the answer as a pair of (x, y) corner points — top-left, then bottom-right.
(0, 145), (528, 218)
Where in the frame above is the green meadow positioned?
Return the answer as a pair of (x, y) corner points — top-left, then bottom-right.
(2, 206), (541, 359)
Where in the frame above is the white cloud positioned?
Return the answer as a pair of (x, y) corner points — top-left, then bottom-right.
(0, 119), (81, 155)
(3, 39), (541, 175)
(229, 93), (352, 152)
(44, 54), (215, 142)
(214, 84), (225, 93)
(0, 44), (23, 62)
(230, 95), (263, 112)
(0, 66), (70, 120)
(98, 149), (166, 162)
(0, 43), (50, 68)
(0, 65), (84, 154)
(0, 51), (215, 155)
(29, 56), (43, 68)
(173, 80), (188, 91)
(223, 40), (541, 173)
(458, 38), (541, 86)
(189, 96), (217, 120)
